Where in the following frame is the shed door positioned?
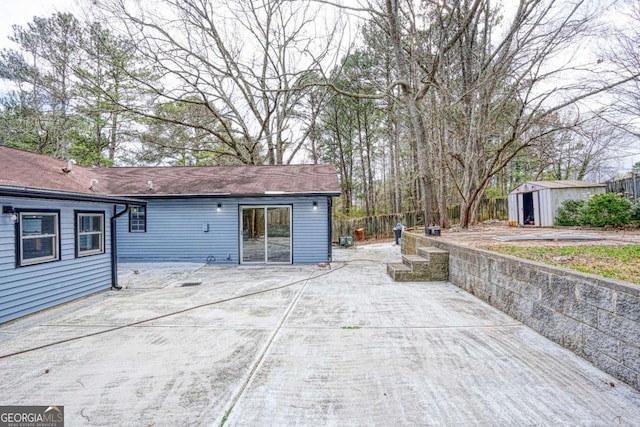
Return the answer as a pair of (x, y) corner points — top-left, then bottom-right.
(519, 192), (541, 226)
(241, 206), (291, 264)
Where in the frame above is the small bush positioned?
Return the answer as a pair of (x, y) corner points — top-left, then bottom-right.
(555, 199), (585, 226)
(632, 201), (640, 222)
(580, 194), (632, 227)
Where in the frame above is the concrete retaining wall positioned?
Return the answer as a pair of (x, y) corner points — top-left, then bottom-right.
(402, 231), (640, 391)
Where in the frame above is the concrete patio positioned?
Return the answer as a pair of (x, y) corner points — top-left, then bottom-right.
(1, 243), (639, 425)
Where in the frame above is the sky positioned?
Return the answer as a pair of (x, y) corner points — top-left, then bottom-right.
(0, 0), (78, 47)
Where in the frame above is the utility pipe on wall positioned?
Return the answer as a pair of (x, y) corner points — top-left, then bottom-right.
(110, 204), (130, 290)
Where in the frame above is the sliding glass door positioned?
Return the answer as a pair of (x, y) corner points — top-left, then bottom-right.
(241, 206), (291, 264)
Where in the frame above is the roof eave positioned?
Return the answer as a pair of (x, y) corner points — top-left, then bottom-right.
(108, 191), (341, 199)
(0, 185), (147, 205)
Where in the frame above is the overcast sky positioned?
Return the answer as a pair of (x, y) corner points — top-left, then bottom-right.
(0, 0), (77, 47)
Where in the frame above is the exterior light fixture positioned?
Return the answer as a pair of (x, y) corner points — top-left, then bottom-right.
(217, 203), (222, 211)
(312, 201), (318, 210)
(2, 206), (17, 223)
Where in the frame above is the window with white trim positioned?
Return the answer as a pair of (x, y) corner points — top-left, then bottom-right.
(76, 212), (105, 257)
(129, 205), (146, 232)
(18, 211), (60, 266)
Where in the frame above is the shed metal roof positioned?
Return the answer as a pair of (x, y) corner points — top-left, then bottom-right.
(527, 180), (605, 189)
(510, 180), (605, 194)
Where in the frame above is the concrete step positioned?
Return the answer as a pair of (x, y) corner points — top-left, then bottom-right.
(387, 246), (450, 282)
(402, 254), (429, 274)
(417, 247), (449, 281)
(417, 246), (449, 263)
(387, 262), (416, 282)
(387, 262), (430, 282)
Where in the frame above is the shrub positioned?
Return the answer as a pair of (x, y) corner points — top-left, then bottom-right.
(555, 199), (585, 226)
(632, 201), (640, 222)
(580, 193), (632, 227)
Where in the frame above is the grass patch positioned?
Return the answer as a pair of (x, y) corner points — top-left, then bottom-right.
(219, 408), (232, 426)
(482, 244), (640, 284)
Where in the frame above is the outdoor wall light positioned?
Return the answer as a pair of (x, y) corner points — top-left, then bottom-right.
(2, 205), (18, 223)
(312, 201), (318, 210)
(217, 203), (222, 211)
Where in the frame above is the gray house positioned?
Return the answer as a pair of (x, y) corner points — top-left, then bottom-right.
(0, 147), (145, 323)
(0, 146), (340, 323)
(97, 165), (340, 264)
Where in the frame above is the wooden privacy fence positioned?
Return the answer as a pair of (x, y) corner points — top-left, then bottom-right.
(332, 197), (508, 240)
(333, 211), (425, 241)
(471, 197), (508, 223)
(606, 175), (639, 202)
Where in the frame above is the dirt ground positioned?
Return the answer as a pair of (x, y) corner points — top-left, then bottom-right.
(358, 221), (640, 248)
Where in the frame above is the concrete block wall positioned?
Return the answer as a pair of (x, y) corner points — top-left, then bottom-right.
(402, 232), (640, 391)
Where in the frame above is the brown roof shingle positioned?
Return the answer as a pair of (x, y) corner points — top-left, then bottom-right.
(0, 146), (101, 194)
(0, 146), (340, 197)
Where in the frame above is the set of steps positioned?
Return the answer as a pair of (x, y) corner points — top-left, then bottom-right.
(387, 247), (449, 282)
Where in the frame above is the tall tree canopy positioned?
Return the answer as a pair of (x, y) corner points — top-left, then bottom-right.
(1, 0), (639, 226)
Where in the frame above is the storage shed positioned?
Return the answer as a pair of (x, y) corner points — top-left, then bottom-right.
(507, 180), (605, 227)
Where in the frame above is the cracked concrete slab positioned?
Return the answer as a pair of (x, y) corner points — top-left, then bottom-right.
(1, 243), (639, 426)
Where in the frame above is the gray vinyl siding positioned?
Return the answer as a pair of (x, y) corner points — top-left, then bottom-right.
(117, 196), (331, 264)
(0, 196), (114, 324)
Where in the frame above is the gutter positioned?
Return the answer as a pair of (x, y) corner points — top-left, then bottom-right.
(106, 191), (341, 199)
(0, 185), (144, 205)
(110, 204), (130, 290)
(327, 196), (333, 263)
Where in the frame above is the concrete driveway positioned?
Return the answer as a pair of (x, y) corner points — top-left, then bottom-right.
(1, 244), (639, 426)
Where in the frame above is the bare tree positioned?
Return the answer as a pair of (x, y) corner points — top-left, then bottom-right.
(93, 0), (345, 165)
(431, 0), (639, 227)
(605, 0), (640, 146)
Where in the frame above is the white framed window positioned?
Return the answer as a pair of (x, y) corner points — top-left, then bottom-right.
(129, 205), (146, 232)
(76, 212), (105, 257)
(18, 211), (60, 266)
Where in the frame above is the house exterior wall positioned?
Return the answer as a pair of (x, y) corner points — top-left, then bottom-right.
(116, 196), (331, 264)
(0, 196), (115, 324)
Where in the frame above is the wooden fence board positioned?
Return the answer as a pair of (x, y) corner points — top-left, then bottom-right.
(607, 175), (639, 202)
(333, 197), (508, 241)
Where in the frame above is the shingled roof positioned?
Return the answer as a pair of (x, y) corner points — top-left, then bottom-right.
(0, 146), (100, 194)
(0, 146), (340, 198)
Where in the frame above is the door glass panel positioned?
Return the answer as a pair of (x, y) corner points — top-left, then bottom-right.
(267, 207), (291, 263)
(242, 208), (265, 262)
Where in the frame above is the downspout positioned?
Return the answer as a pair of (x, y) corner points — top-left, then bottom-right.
(327, 197), (333, 263)
(110, 204), (129, 290)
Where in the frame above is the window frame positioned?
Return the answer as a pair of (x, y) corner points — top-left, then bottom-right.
(75, 211), (105, 258)
(129, 205), (147, 233)
(15, 209), (61, 267)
